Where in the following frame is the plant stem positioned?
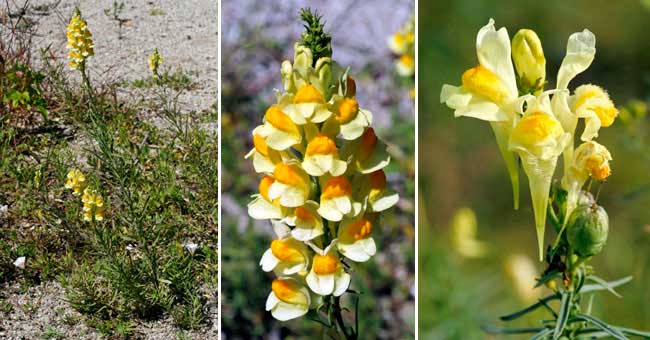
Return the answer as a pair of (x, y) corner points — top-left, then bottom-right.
(333, 296), (356, 340)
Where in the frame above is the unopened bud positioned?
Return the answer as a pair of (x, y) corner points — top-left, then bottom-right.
(512, 29), (546, 94)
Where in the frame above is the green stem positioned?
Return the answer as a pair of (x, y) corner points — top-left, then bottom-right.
(333, 296), (356, 340)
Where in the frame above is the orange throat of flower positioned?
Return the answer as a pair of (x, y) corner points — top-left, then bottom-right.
(344, 217), (373, 242)
(270, 239), (303, 263)
(321, 176), (353, 200)
(336, 98), (359, 124)
(306, 134), (338, 156)
(271, 279), (304, 304)
(265, 105), (299, 135)
(312, 253), (339, 275)
(294, 84), (325, 104)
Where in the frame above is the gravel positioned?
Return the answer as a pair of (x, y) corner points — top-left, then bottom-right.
(0, 281), (216, 339)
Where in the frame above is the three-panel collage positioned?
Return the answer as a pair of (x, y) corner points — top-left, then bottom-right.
(2, 0), (650, 339)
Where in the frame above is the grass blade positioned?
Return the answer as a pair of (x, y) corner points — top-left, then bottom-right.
(553, 291), (573, 340)
(574, 314), (629, 340)
(500, 293), (561, 321)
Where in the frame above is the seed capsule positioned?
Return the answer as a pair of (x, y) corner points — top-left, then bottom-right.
(567, 204), (609, 258)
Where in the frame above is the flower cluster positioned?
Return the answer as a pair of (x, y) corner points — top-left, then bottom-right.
(441, 19), (617, 259)
(64, 169), (106, 223)
(66, 8), (94, 70)
(148, 48), (163, 76)
(388, 16), (415, 78)
(82, 188), (105, 222)
(65, 169), (86, 195)
(246, 15), (398, 322)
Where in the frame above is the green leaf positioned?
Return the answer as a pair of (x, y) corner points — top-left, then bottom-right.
(530, 328), (554, 340)
(616, 327), (650, 338)
(553, 291), (573, 340)
(574, 314), (629, 340)
(482, 325), (548, 334)
(581, 276), (633, 296)
(500, 293), (561, 321)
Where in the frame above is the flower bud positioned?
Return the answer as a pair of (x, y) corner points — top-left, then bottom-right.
(567, 204), (609, 258)
(512, 29), (546, 94)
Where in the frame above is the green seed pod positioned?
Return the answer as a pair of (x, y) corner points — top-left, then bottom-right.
(567, 204), (609, 258)
(577, 190), (596, 206)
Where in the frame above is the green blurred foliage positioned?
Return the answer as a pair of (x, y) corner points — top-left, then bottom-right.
(419, 0), (650, 337)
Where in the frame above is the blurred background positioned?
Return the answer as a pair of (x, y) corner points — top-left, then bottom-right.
(221, 0), (414, 338)
(420, 0), (650, 338)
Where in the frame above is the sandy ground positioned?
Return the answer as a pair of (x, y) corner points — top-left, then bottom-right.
(30, 0), (218, 114)
(1, 0), (218, 339)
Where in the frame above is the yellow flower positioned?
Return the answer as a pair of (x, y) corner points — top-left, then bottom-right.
(573, 141), (612, 181)
(82, 188), (104, 222)
(317, 176), (360, 222)
(396, 54), (415, 77)
(65, 169), (86, 195)
(342, 127), (390, 174)
(284, 201), (324, 241)
(337, 214), (376, 262)
(66, 9), (94, 70)
(301, 134), (347, 177)
(281, 43), (332, 99)
(268, 162), (311, 208)
(505, 254), (542, 304)
(282, 84), (332, 124)
(266, 277), (310, 321)
(305, 241), (350, 296)
(248, 176), (285, 220)
(353, 170), (399, 213)
(257, 105), (302, 150)
(260, 223), (309, 275)
(450, 207), (488, 258)
(509, 96), (571, 259)
(322, 91), (373, 140)
(388, 32), (409, 55)
(244, 128), (286, 173)
(562, 141), (612, 220)
(572, 84), (618, 141)
(388, 16), (415, 78)
(440, 19), (521, 210)
(148, 48), (163, 74)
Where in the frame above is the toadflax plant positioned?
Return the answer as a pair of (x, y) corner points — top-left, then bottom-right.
(441, 19), (650, 339)
(246, 8), (398, 339)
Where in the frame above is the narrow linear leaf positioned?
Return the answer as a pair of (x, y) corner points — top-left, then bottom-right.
(586, 275), (629, 298)
(482, 325), (548, 334)
(615, 327), (650, 338)
(553, 291), (573, 340)
(500, 293), (561, 321)
(574, 314), (629, 340)
(539, 298), (558, 319)
(575, 331), (615, 339)
(530, 328), (554, 340)
(586, 294), (594, 315)
(581, 276), (633, 295)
